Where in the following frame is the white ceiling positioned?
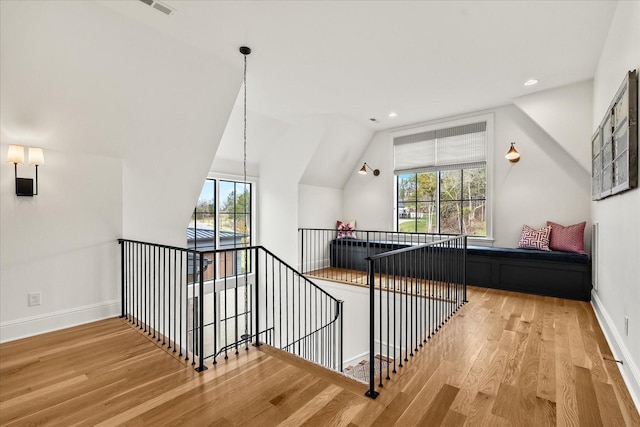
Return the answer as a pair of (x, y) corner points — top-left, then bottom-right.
(2, 1), (619, 189)
(100, 0), (617, 129)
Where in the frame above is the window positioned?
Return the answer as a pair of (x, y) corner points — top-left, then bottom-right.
(187, 178), (254, 356)
(397, 168), (486, 235)
(218, 180), (252, 250)
(394, 116), (491, 237)
(187, 178), (253, 279)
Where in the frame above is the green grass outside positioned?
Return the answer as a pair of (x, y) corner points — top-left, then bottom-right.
(398, 219), (487, 236)
(398, 219), (429, 233)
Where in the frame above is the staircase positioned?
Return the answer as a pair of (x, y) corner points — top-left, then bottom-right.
(119, 231), (468, 400)
(343, 355), (391, 384)
(118, 239), (343, 374)
(298, 228), (468, 398)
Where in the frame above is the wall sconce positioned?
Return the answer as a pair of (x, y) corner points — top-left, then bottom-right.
(358, 162), (380, 176)
(6, 145), (45, 196)
(505, 142), (520, 163)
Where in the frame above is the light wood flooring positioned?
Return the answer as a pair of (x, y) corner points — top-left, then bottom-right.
(307, 267), (460, 302)
(1, 286), (638, 426)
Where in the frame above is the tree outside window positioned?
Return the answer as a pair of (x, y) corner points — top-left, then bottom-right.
(218, 181), (251, 247)
(187, 179), (253, 280)
(397, 167), (486, 236)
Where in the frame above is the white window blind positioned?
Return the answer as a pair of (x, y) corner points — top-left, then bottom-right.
(394, 121), (487, 174)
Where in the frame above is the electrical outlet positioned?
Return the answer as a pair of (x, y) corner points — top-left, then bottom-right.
(28, 292), (41, 307)
(624, 316), (629, 336)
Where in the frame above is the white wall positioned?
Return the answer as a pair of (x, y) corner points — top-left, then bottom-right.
(262, 116), (370, 265)
(298, 184), (343, 229)
(343, 105), (591, 249)
(342, 131), (395, 231)
(314, 279), (374, 365)
(0, 148), (123, 342)
(513, 80), (593, 172)
(299, 116), (373, 189)
(590, 0), (640, 407)
(493, 105), (591, 250)
(112, 24), (240, 248)
(0, 1), (240, 340)
(260, 119), (327, 265)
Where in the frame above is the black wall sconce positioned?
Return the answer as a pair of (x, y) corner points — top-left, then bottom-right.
(359, 162), (380, 176)
(505, 142), (520, 163)
(7, 144), (45, 196)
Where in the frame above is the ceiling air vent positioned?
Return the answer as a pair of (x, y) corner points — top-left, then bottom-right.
(138, 0), (175, 16)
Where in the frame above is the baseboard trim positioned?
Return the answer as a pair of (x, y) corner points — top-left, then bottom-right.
(591, 291), (640, 410)
(0, 300), (121, 343)
(343, 341), (406, 369)
(343, 351), (370, 368)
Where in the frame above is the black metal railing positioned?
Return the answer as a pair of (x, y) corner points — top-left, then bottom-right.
(299, 228), (460, 285)
(364, 235), (467, 398)
(118, 239), (343, 373)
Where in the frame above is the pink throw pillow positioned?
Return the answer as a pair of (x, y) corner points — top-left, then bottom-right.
(547, 221), (586, 254)
(337, 220), (357, 239)
(517, 225), (551, 251)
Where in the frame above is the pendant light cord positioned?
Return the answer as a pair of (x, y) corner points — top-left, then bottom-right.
(241, 47), (250, 348)
(243, 53), (247, 193)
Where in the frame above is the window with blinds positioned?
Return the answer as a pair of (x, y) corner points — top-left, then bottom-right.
(394, 121), (487, 174)
(394, 116), (490, 237)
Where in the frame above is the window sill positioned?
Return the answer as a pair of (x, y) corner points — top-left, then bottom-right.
(467, 236), (495, 247)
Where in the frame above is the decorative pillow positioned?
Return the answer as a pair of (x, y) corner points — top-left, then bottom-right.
(337, 220), (357, 239)
(517, 224), (551, 251)
(547, 221), (586, 254)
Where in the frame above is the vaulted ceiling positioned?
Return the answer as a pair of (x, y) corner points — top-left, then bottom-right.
(2, 0), (618, 188)
(100, 0), (619, 188)
(101, 0), (617, 128)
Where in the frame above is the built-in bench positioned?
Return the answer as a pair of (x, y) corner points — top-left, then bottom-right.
(329, 239), (592, 301)
(465, 246), (591, 301)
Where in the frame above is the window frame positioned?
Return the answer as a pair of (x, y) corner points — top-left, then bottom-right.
(189, 175), (256, 251)
(217, 178), (253, 251)
(187, 175), (258, 353)
(392, 113), (493, 241)
(396, 167), (487, 236)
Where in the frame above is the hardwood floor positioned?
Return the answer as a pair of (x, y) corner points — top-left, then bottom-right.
(1, 286), (638, 426)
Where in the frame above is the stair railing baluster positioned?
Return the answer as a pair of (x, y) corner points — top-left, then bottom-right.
(195, 252), (207, 371)
(365, 256), (379, 399)
(119, 240), (125, 318)
(254, 246), (261, 347)
(119, 240), (345, 377)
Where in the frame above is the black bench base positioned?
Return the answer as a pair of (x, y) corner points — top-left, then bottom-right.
(329, 239), (592, 301)
(466, 246), (591, 302)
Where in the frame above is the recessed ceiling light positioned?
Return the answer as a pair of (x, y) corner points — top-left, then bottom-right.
(524, 79), (538, 86)
(388, 112), (398, 118)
